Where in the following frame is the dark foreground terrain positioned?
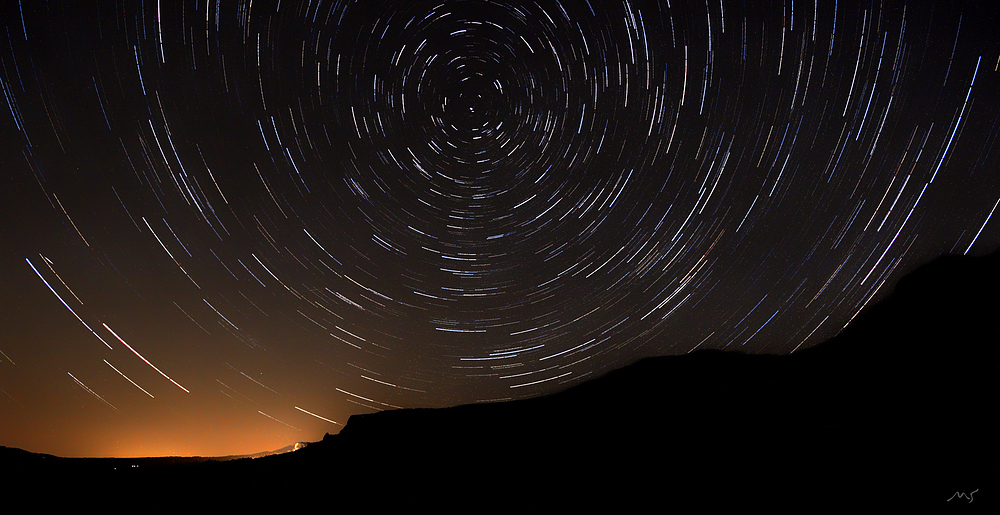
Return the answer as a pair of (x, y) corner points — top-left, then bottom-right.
(4, 251), (997, 510)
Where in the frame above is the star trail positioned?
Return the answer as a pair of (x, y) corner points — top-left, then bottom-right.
(1, 0), (999, 458)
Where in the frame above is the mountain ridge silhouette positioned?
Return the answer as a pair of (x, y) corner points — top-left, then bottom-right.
(4, 250), (997, 509)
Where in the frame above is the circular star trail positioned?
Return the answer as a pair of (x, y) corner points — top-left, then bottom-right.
(1, 0), (999, 457)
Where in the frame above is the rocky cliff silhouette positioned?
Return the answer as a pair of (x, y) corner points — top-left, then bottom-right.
(321, 251), (997, 507)
(5, 251), (997, 509)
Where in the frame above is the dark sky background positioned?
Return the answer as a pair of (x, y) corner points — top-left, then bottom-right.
(1, 0), (998, 458)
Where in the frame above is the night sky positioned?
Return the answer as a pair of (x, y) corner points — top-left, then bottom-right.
(2, 0), (999, 458)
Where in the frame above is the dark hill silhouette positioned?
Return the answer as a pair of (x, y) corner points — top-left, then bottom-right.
(322, 251), (997, 508)
(4, 251), (997, 510)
